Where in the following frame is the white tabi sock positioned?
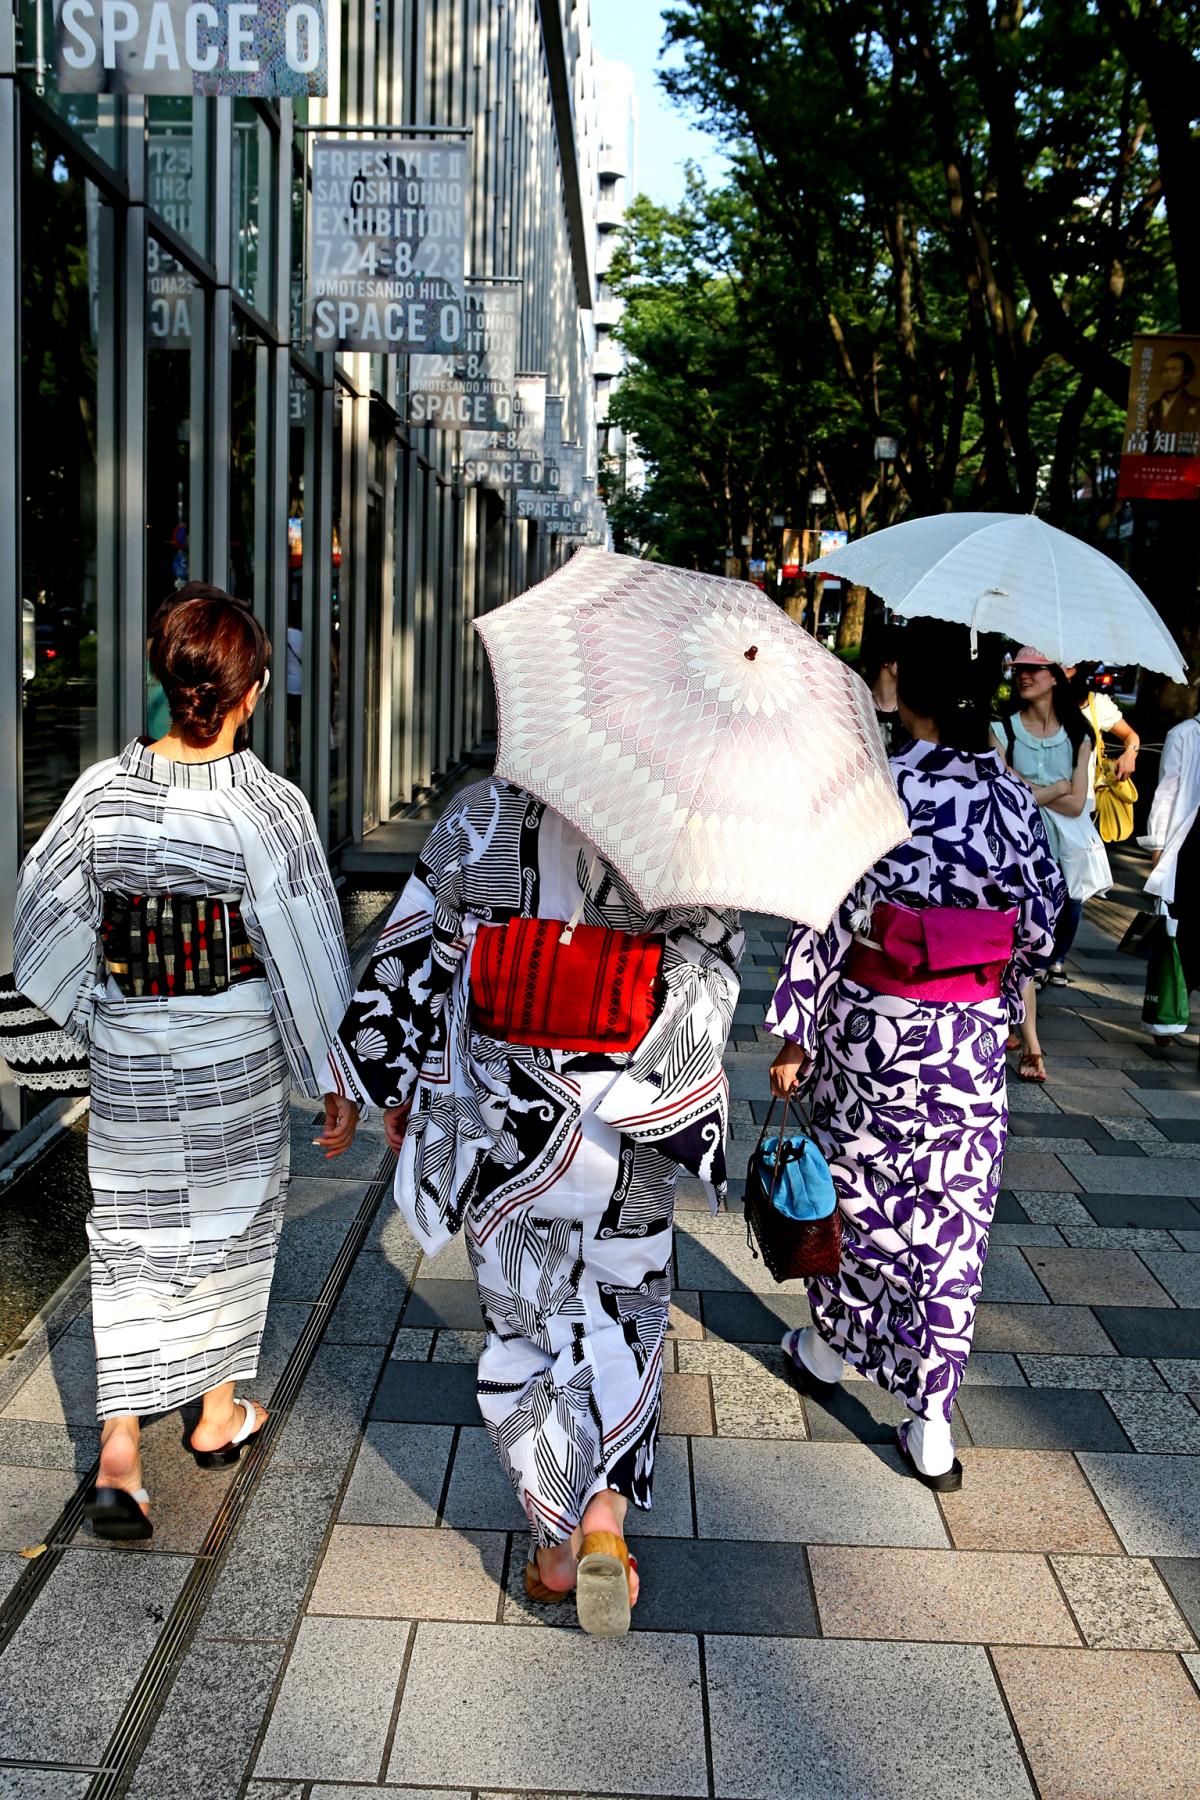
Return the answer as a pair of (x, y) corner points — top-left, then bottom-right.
(794, 1326), (845, 1385)
(905, 1416), (956, 1478)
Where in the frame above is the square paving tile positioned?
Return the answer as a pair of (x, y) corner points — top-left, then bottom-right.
(1050, 1555), (1197, 1650)
(699, 1290), (812, 1343)
(1095, 1307), (1200, 1359)
(0, 1548), (192, 1763)
(440, 1425), (525, 1531)
(271, 1343), (384, 1472)
(692, 1440), (948, 1547)
(125, 1638), (286, 1800)
(0, 1465), (80, 1551)
(284, 1175), (374, 1224)
(675, 1223), (810, 1295)
(988, 1222), (1066, 1247)
(1062, 1152), (1200, 1196)
(668, 1289), (704, 1338)
(706, 1636), (1032, 1800)
(1016, 1354), (1166, 1391)
(810, 1546), (1078, 1645)
(973, 1304), (1116, 1356)
(308, 1523), (505, 1622)
(979, 1248), (1050, 1303)
(271, 1219), (353, 1301)
(1060, 1224), (1180, 1250)
(402, 1279), (486, 1331)
(387, 1622), (708, 1795)
(993, 1646), (1200, 1800)
(954, 1386), (1131, 1452)
(338, 1422), (454, 1527)
(1138, 1090), (1200, 1120)
(1140, 1251), (1200, 1307)
(0, 1419), (98, 1475)
(0, 1331), (97, 1425)
(1156, 1359), (1200, 1391)
(961, 1354), (1028, 1386)
(431, 1329), (485, 1363)
(388, 1328), (434, 1361)
(629, 1539), (818, 1636)
(1081, 1192), (1200, 1229)
(800, 1376), (917, 1446)
(938, 1450), (1122, 1553)
(1104, 1392), (1200, 1453)
(711, 1374), (807, 1439)
(372, 1360), (480, 1425)
(1012, 1192), (1093, 1227)
(1000, 1150), (1079, 1192)
(324, 1249), (414, 1346)
(1155, 1559), (1200, 1638)
(1020, 1247), (1173, 1307)
(1079, 1454), (1200, 1557)
(255, 1616), (410, 1784)
(660, 1371), (714, 1435)
(201, 1468), (343, 1641)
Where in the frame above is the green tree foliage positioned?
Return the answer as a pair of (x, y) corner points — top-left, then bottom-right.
(608, 0), (1193, 576)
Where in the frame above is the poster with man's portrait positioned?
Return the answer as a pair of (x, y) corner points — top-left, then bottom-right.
(1117, 334), (1200, 501)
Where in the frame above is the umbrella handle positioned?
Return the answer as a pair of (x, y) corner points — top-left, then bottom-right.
(969, 586), (1009, 659)
(560, 850), (600, 945)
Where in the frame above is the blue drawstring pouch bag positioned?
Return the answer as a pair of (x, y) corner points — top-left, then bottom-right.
(755, 1125), (837, 1220)
(744, 1091), (841, 1283)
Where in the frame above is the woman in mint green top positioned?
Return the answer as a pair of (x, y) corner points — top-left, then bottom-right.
(991, 651), (1091, 1080)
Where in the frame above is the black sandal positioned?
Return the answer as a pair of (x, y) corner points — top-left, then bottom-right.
(189, 1397), (266, 1470)
(84, 1485), (153, 1540)
(895, 1428), (963, 1493)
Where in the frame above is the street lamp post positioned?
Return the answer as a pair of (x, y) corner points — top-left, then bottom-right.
(806, 484), (827, 636)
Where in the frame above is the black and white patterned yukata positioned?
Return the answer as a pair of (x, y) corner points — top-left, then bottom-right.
(13, 741), (351, 1420)
(325, 780), (742, 1547)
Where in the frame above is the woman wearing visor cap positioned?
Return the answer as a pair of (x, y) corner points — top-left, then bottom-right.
(12, 585), (354, 1539)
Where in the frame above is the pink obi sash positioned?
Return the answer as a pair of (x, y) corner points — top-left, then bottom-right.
(846, 901), (1018, 1002)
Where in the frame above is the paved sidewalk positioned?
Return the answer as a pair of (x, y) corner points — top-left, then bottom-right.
(1, 873), (1200, 1798)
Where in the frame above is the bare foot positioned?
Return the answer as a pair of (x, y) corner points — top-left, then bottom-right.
(98, 1418), (147, 1514)
(190, 1397), (267, 1454)
(533, 1527), (582, 1596)
(581, 1488), (640, 1606)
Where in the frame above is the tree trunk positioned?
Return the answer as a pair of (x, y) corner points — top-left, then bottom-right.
(836, 584), (867, 653)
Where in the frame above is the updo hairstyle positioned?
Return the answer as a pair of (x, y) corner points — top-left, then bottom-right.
(148, 584), (271, 749)
(894, 619), (1002, 753)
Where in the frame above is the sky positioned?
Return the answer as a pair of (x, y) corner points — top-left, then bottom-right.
(590, 0), (728, 208)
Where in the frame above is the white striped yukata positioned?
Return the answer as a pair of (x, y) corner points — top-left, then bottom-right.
(325, 781), (742, 1547)
(14, 741), (351, 1420)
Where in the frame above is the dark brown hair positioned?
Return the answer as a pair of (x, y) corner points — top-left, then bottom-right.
(895, 619), (1002, 753)
(148, 583), (271, 749)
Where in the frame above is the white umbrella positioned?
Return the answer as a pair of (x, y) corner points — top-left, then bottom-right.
(806, 512), (1187, 681)
(474, 547), (909, 926)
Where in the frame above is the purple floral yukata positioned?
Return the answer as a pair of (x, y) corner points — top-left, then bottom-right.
(765, 740), (1065, 1425)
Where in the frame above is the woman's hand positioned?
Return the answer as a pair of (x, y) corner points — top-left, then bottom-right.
(383, 1103), (412, 1151)
(315, 1093), (359, 1159)
(769, 1042), (810, 1098)
(1114, 746), (1138, 781)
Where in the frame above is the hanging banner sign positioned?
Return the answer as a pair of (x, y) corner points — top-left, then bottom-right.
(146, 133), (195, 346)
(1117, 333), (1200, 501)
(54, 0), (327, 95)
(462, 373), (554, 488)
(517, 453), (588, 533)
(310, 138), (466, 353)
(408, 283), (518, 430)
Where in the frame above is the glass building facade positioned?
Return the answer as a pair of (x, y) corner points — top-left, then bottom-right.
(0, 0), (603, 1128)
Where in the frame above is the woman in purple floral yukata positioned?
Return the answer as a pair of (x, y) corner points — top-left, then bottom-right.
(767, 623), (1065, 1490)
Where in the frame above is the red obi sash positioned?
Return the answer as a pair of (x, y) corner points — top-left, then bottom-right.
(846, 901), (1017, 1002)
(470, 918), (664, 1053)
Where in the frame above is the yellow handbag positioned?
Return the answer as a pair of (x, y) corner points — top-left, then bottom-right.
(1095, 758), (1137, 843)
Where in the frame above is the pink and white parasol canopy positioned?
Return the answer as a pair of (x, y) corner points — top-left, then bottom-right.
(474, 547), (909, 925)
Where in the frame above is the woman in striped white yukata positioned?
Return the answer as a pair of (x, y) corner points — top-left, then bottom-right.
(13, 586), (355, 1540)
(324, 779), (742, 1635)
